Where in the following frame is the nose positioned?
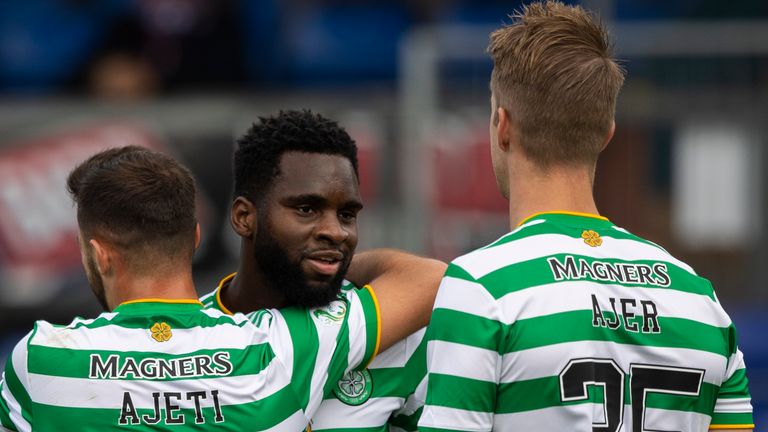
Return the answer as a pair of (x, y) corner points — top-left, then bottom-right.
(315, 212), (350, 244)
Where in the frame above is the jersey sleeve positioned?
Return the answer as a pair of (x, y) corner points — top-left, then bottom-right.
(310, 328), (427, 432)
(419, 263), (504, 432)
(267, 283), (381, 420)
(1, 331), (35, 432)
(709, 331), (754, 430)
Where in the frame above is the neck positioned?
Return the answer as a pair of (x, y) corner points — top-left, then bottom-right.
(507, 157), (599, 229)
(111, 266), (199, 307)
(220, 244), (288, 313)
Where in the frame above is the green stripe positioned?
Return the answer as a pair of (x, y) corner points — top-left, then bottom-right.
(47, 311), (250, 332)
(0, 381), (18, 431)
(389, 406), (422, 431)
(442, 263), (477, 282)
(495, 375), (719, 415)
(476, 254), (714, 300)
(280, 306), (319, 412)
(710, 411), (755, 427)
(4, 340), (33, 428)
(30, 383), (302, 431)
(325, 302), (352, 396)
(428, 309), (502, 353)
(425, 373), (496, 412)
(483, 215), (652, 250)
(311, 427), (385, 432)
(27, 345), (274, 381)
(506, 310), (731, 356)
(718, 368), (751, 397)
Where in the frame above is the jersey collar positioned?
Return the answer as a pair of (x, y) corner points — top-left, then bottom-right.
(113, 298), (204, 314)
(517, 211), (611, 227)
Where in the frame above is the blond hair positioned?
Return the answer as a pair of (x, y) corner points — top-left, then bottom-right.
(489, 1), (625, 166)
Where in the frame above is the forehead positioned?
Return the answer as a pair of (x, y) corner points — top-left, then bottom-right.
(270, 151), (360, 199)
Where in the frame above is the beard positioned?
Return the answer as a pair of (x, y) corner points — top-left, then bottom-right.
(84, 249), (110, 311)
(253, 225), (349, 308)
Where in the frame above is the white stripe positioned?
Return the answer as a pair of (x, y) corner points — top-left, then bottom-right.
(306, 303), (344, 419)
(725, 349), (747, 382)
(343, 289), (369, 373)
(28, 364), (289, 409)
(432, 277), (503, 322)
(642, 407), (711, 431)
(312, 397), (403, 428)
(262, 410), (308, 432)
(369, 328), (425, 369)
(2, 334), (32, 432)
(1, 374), (31, 432)
(30, 319), (267, 354)
(10, 334), (30, 395)
(493, 405), (607, 431)
(453, 233), (696, 279)
(265, 312), (295, 382)
(429, 341), (499, 383)
(419, 404), (492, 431)
(499, 340), (727, 384)
(199, 290), (216, 305)
(395, 375), (427, 417)
(494, 280), (731, 327)
(714, 397), (753, 413)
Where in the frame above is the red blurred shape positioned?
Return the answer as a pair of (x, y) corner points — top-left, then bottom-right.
(0, 123), (163, 270)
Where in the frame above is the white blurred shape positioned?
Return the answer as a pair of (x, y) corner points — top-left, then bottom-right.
(672, 120), (761, 249)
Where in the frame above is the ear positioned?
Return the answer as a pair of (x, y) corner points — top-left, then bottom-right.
(194, 223), (201, 249)
(230, 196), (257, 238)
(602, 120), (616, 151)
(89, 238), (113, 276)
(496, 106), (511, 152)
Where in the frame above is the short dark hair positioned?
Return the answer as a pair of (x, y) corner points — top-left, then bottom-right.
(233, 109), (359, 203)
(67, 145), (197, 266)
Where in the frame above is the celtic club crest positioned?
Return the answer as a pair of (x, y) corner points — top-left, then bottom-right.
(333, 369), (373, 406)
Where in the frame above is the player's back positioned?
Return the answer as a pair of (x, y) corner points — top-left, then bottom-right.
(2, 300), (306, 431)
(425, 212), (753, 431)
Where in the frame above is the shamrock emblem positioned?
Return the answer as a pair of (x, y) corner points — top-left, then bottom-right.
(581, 230), (603, 247)
(150, 322), (172, 342)
(339, 371), (367, 397)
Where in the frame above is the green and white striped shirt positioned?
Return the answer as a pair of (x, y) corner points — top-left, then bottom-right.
(311, 328), (426, 432)
(420, 212), (754, 431)
(201, 275), (427, 432)
(1, 288), (378, 431)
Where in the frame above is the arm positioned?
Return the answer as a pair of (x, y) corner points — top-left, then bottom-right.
(1, 333), (34, 432)
(709, 342), (754, 432)
(346, 248), (446, 351)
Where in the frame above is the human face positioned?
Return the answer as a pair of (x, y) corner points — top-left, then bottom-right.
(254, 152), (362, 307)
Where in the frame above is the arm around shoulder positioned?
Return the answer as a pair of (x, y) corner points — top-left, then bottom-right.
(347, 248), (446, 351)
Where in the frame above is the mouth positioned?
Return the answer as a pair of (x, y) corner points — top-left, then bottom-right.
(304, 250), (345, 277)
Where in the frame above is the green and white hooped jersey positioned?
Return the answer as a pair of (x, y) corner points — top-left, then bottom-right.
(201, 275), (427, 432)
(419, 212), (754, 432)
(0, 289), (379, 431)
(311, 328), (427, 432)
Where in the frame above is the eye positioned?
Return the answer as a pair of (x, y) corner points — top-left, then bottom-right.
(339, 210), (358, 223)
(295, 205), (315, 216)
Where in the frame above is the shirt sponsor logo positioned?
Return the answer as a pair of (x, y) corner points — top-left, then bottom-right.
(334, 369), (373, 406)
(89, 352), (233, 380)
(548, 255), (671, 287)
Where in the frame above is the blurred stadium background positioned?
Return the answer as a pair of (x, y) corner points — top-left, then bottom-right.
(0, 0), (766, 425)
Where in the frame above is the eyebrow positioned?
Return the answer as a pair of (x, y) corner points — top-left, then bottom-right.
(282, 194), (363, 211)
